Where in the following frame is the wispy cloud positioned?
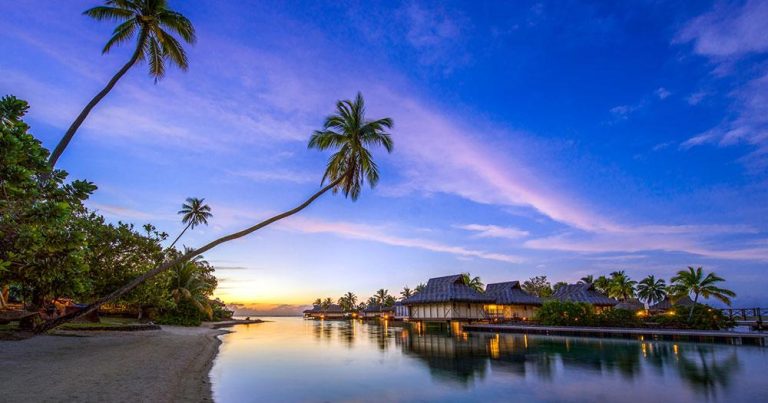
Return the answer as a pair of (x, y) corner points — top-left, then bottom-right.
(278, 217), (524, 263)
(457, 224), (529, 239)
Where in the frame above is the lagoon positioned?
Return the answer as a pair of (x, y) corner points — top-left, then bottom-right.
(210, 317), (768, 402)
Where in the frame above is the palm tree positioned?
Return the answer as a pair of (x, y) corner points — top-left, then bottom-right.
(462, 273), (484, 292)
(670, 266), (736, 321)
(414, 283), (426, 293)
(637, 275), (667, 307)
(607, 270), (637, 301)
(375, 289), (389, 305)
(338, 291), (357, 312)
(579, 275), (594, 284)
(553, 281), (568, 293)
(168, 197), (212, 249)
(312, 298), (322, 306)
(321, 297), (333, 313)
(400, 286), (413, 300)
(593, 275), (611, 295)
(169, 252), (212, 319)
(36, 93), (393, 333)
(49, 0), (196, 167)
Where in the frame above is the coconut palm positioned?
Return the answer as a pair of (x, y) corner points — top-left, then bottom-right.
(168, 197), (212, 249)
(462, 273), (484, 293)
(593, 275), (611, 295)
(400, 286), (413, 300)
(321, 297), (333, 313)
(49, 0), (196, 167)
(312, 298), (322, 306)
(36, 93), (393, 333)
(169, 253), (212, 319)
(338, 291), (357, 312)
(637, 275), (667, 306)
(375, 289), (390, 305)
(414, 283), (426, 293)
(49, 1), (195, 166)
(670, 266), (736, 321)
(607, 270), (637, 301)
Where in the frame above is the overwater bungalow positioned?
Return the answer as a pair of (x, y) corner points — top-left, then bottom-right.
(303, 304), (344, 319)
(394, 301), (409, 320)
(362, 304), (394, 319)
(484, 281), (542, 320)
(649, 295), (694, 313)
(552, 283), (617, 312)
(401, 274), (494, 322)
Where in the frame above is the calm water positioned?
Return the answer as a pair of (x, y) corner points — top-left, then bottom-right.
(210, 317), (768, 402)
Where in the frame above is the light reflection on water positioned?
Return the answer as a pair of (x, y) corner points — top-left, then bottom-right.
(210, 317), (768, 402)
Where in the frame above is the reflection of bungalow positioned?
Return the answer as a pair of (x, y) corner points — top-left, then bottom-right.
(362, 304), (394, 319)
(303, 304), (344, 319)
(552, 283), (617, 312)
(615, 299), (645, 312)
(402, 274), (494, 322)
(394, 301), (409, 320)
(649, 295), (694, 313)
(484, 281), (542, 320)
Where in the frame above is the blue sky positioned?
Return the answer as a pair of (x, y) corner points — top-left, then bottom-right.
(2, 1), (767, 314)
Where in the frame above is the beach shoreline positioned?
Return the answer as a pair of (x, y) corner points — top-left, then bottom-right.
(0, 325), (231, 402)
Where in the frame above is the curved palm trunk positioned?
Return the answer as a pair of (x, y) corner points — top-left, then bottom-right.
(48, 36), (145, 167)
(34, 178), (341, 333)
(167, 222), (192, 250)
(688, 292), (700, 322)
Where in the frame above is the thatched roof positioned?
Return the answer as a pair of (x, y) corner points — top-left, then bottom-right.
(401, 274), (494, 305)
(615, 299), (644, 311)
(363, 304), (394, 313)
(552, 283), (617, 306)
(485, 281), (542, 305)
(650, 295), (694, 310)
(303, 304), (343, 313)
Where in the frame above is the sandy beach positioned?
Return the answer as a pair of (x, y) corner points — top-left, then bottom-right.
(0, 326), (227, 403)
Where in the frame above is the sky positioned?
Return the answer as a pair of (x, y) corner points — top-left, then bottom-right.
(1, 1), (767, 314)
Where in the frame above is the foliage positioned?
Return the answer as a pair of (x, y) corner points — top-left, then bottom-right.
(308, 92), (394, 200)
(169, 197), (212, 248)
(607, 270), (637, 301)
(338, 291), (357, 312)
(651, 304), (735, 330)
(461, 273), (484, 292)
(553, 281), (568, 293)
(210, 298), (234, 321)
(414, 283), (426, 293)
(168, 250), (217, 319)
(670, 267), (736, 321)
(593, 275), (610, 295)
(579, 275), (594, 284)
(400, 286), (413, 300)
(596, 308), (642, 328)
(637, 275), (667, 306)
(535, 300), (596, 326)
(522, 276), (553, 298)
(157, 299), (204, 326)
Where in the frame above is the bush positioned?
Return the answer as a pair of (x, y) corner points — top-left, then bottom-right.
(210, 298), (234, 321)
(651, 304), (735, 330)
(535, 300), (596, 326)
(596, 308), (642, 327)
(156, 300), (205, 327)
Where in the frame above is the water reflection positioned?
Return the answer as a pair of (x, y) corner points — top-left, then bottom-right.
(212, 318), (766, 402)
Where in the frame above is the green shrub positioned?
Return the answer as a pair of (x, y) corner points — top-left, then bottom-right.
(651, 304), (735, 330)
(535, 300), (596, 326)
(156, 300), (205, 327)
(596, 308), (642, 327)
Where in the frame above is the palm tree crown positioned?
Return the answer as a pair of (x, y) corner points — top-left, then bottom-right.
(168, 197), (212, 249)
(85, 0), (196, 80)
(607, 270), (637, 301)
(462, 273), (484, 293)
(637, 275), (667, 306)
(308, 92), (393, 201)
(400, 286), (413, 300)
(670, 266), (736, 320)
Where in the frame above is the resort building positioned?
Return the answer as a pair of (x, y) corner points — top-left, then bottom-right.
(394, 301), (409, 320)
(484, 281), (542, 320)
(303, 304), (344, 319)
(552, 283), (617, 312)
(362, 304), (394, 319)
(401, 274), (494, 322)
(649, 295), (694, 313)
(614, 298), (645, 312)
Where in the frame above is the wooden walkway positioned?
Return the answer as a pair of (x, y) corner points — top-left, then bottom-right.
(463, 324), (768, 346)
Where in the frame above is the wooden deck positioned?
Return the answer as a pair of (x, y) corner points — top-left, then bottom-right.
(463, 324), (768, 346)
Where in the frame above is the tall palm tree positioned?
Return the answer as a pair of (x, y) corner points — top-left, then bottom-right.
(312, 298), (322, 306)
(670, 266), (736, 321)
(414, 283), (426, 293)
(375, 289), (389, 305)
(168, 197), (212, 249)
(321, 297), (332, 313)
(338, 291), (357, 312)
(593, 275), (611, 295)
(49, 0), (196, 167)
(637, 275), (667, 307)
(36, 93), (394, 333)
(607, 270), (637, 301)
(400, 286), (413, 300)
(462, 273), (484, 292)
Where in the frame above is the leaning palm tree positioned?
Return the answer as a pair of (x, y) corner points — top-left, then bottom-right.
(462, 273), (484, 292)
(35, 93), (394, 333)
(49, 0), (196, 166)
(637, 275), (667, 307)
(670, 266), (736, 321)
(400, 286), (413, 300)
(168, 197), (212, 249)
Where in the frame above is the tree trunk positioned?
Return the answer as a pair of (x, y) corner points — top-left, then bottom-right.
(688, 292), (699, 322)
(48, 36), (145, 167)
(34, 178), (342, 333)
(167, 222), (192, 250)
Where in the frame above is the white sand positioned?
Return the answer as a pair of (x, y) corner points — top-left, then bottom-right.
(0, 326), (227, 402)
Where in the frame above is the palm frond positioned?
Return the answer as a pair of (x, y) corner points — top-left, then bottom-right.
(84, 5), (133, 21)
